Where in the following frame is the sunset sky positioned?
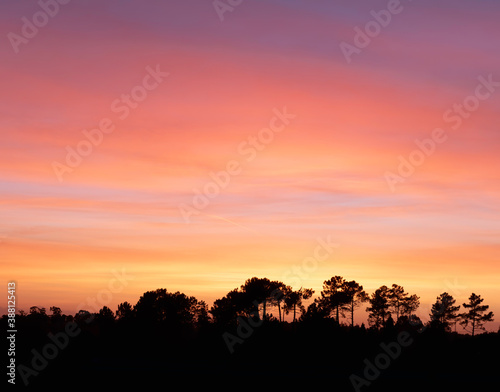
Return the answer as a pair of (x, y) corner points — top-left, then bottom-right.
(1, 0), (499, 330)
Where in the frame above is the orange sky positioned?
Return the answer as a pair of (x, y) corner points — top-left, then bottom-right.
(1, 0), (499, 331)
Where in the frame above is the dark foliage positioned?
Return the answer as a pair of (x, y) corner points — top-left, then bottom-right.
(4, 280), (498, 390)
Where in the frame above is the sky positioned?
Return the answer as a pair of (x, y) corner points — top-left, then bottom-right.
(1, 0), (499, 331)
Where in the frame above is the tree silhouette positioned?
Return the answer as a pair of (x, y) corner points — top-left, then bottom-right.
(192, 299), (210, 326)
(98, 306), (115, 320)
(75, 310), (93, 324)
(459, 293), (494, 336)
(5, 276), (500, 389)
(340, 280), (368, 327)
(210, 289), (246, 325)
(29, 306), (46, 316)
(284, 287), (314, 322)
(366, 285), (390, 329)
(429, 292), (460, 331)
(301, 300), (329, 321)
(388, 284), (408, 321)
(268, 280), (291, 322)
(134, 288), (206, 326)
(397, 314), (424, 331)
(319, 276), (349, 323)
(384, 313), (395, 330)
(116, 301), (133, 320)
(97, 306), (115, 330)
(50, 306), (62, 317)
(211, 279), (292, 325)
(28, 306), (49, 327)
(240, 277), (276, 321)
(401, 294), (420, 317)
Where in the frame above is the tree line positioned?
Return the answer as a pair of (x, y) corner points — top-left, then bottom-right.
(17, 276), (495, 336)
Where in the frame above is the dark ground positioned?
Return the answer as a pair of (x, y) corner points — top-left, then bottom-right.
(4, 315), (499, 390)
